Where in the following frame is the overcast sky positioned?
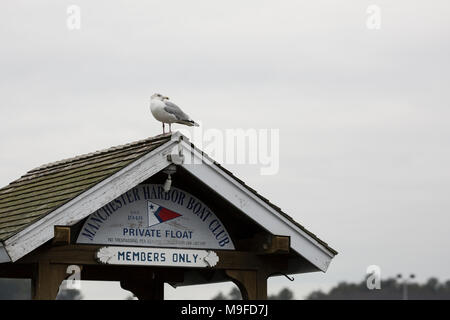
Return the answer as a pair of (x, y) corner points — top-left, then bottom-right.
(1, 1), (450, 299)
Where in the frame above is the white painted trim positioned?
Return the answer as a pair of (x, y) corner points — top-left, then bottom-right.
(0, 243), (11, 263)
(178, 139), (335, 272)
(4, 139), (179, 262)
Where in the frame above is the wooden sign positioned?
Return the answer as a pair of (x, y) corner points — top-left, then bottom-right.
(76, 184), (235, 250)
(96, 246), (219, 268)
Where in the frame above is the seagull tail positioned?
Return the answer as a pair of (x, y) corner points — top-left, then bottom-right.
(178, 120), (200, 127)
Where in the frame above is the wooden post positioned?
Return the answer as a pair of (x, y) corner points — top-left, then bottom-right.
(120, 273), (164, 300)
(32, 261), (68, 300)
(225, 269), (268, 300)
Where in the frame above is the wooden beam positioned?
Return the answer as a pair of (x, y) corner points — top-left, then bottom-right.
(21, 245), (98, 265)
(225, 269), (268, 300)
(120, 276), (164, 300)
(0, 263), (34, 279)
(264, 235), (290, 255)
(21, 245), (288, 272)
(52, 226), (71, 246)
(238, 234), (290, 254)
(32, 261), (68, 300)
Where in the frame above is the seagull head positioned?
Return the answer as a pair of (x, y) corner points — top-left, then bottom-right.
(151, 93), (170, 101)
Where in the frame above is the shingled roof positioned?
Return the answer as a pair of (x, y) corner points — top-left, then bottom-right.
(0, 134), (171, 242)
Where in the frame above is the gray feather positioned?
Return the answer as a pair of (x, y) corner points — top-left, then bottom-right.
(163, 101), (191, 121)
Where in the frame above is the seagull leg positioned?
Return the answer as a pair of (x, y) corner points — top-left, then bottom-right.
(162, 122), (165, 134)
(169, 123), (172, 133)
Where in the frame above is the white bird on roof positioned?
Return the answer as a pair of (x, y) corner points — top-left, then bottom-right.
(150, 93), (199, 134)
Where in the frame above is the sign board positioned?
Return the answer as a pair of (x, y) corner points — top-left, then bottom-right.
(77, 184), (235, 250)
(96, 246), (219, 268)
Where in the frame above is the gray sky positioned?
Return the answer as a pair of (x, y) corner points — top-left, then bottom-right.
(1, 1), (450, 299)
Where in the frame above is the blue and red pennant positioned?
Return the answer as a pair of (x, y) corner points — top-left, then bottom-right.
(147, 201), (182, 227)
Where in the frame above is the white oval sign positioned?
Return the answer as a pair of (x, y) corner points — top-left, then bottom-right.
(96, 247), (219, 268)
(76, 184), (235, 250)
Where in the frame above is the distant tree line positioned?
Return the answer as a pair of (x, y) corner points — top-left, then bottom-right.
(3, 276), (450, 300)
(212, 277), (450, 300)
(212, 287), (294, 300)
(307, 277), (450, 300)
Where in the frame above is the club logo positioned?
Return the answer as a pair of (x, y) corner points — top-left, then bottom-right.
(147, 200), (182, 227)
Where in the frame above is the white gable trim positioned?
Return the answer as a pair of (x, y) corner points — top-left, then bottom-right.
(179, 138), (335, 272)
(2, 137), (179, 263)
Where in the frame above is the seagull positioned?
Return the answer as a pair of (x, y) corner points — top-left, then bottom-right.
(150, 93), (199, 134)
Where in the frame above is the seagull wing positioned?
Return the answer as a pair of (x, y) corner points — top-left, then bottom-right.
(163, 101), (199, 127)
(163, 101), (191, 122)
